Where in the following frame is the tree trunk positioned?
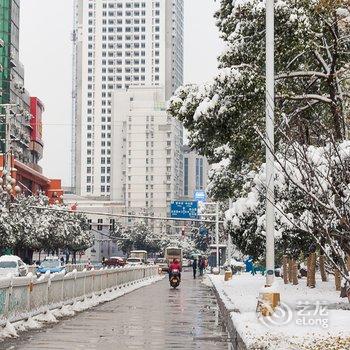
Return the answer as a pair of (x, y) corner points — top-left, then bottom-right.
(306, 255), (311, 287)
(283, 255), (289, 284)
(288, 258), (293, 283)
(334, 269), (341, 291)
(319, 255), (327, 282)
(292, 260), (298, 285)
(347, 255), (350, 274)
(308, 253), (316, 288)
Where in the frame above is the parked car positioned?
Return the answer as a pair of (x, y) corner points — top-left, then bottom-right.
(182, 258), (192, 267)
(37, 257), (65, 275)
(147, 258), (155, 265)
(0, 255), (28, 278)
(102, 257), (126, 268)
(155, 258), (168, 272)
(126, 257), (143, 266)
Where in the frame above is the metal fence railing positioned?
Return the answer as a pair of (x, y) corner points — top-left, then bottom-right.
(27, 263), (90, 275)
(0, 266), (159, 326)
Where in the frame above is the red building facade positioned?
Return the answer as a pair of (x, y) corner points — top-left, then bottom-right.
(0, 97), (63, 204)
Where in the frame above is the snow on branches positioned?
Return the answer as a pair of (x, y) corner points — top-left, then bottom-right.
(167, 0), (350, 277)
(0, 193), (92, 253)
(167, 0), (350, 200)
(225, 140), (350, 280)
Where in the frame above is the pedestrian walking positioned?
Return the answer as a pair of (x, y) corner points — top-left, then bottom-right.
(199, 257), (205, 276)
(192, 258), (198, 279)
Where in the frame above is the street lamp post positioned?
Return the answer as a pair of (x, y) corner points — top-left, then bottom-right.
(215, 202), (219, 269)
(0, 103), (22, 195)
(265, 0), (275, 288)
(257, 0), (280, 318)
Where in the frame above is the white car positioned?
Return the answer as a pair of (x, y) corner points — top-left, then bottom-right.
(182, 258), (191, 267)
(0, 255), (28, 278)
(126, 257), (143, 266)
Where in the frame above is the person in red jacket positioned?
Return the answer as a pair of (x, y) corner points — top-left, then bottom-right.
(169, 259), (182, 280)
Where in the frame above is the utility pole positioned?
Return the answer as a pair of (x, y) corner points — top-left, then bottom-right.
(215, 202), (219, 269)
(265, 0), (275, 287)
(227, 199), (233, 264)
(1, 104), (15, 180)
(4, 105), (11, 176)
(199, 202), (221, 270)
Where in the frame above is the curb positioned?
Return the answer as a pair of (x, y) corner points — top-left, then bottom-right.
(211, 280), (248, 350)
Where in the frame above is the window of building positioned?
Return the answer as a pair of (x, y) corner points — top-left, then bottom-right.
(195, 158), (204, 190)
(97, 218), (103, 231)
(184, 157), (189, 196)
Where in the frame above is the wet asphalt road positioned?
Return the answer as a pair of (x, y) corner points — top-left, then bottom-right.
(1, 271), (231, 350)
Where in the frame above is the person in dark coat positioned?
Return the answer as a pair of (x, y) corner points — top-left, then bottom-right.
(192, 258), (198, 279)
(199, 257), (206, 276)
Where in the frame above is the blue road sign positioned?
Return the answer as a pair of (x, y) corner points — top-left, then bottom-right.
(171, 201), (198, 219)
(194, 190), (206, 202)
(199, 227), (208, 236)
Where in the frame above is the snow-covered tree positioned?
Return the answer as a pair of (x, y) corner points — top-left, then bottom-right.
(118, 222), (161, 254)
(168, 0), (350, 200)
(0, 192), (92, 257)
(226, 140), (350, 281)
(0, 191), (15, 250)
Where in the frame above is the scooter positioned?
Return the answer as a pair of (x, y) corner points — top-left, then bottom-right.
(169, 269), (181, 289)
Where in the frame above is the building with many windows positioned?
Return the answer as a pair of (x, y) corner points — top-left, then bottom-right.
(0, 0), (36, 165)
(183, 145), (210, 201)
(111, 86), (183, 233)
(72, 0), (184, 197)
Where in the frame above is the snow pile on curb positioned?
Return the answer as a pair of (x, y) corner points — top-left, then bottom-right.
(201, 275), (213, 288)
(0, 275), (164, 342)
(209, 273), (350, 350)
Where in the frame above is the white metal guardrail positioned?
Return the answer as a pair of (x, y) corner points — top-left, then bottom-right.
(0, 266), (159, 326)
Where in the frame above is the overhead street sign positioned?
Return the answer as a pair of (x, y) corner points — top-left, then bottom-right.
(194, 190), (206, 202)
(171, 201), (198, 219)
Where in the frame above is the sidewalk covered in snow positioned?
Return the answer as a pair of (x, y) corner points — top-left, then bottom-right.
(209, 273), (350, 350)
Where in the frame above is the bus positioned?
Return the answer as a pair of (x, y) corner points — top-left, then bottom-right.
(130, 250), (148, 264)
(164, 247), (183, 266)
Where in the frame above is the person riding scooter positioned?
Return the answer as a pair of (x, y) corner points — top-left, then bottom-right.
(169, 258), (182, 281)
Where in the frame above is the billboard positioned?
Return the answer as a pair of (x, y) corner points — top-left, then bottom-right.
(170, 201), (198, 219)
(30, 97), (44, 145)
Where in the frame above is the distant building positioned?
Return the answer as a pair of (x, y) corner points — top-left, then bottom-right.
(183, 145), (210, 200)
(111, 86), (183, 233)
(64, 194), (126, 262)
(72, 0), (184, 197)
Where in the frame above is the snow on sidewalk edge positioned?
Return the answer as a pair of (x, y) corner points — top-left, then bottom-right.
(207, 274), (247, 350)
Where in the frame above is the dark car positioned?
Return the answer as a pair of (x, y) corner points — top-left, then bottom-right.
(102, 257), (126, 267)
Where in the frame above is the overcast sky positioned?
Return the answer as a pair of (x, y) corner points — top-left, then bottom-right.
(19, 0), (223, 186)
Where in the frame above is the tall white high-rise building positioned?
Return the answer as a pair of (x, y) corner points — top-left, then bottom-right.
(183, 145), (210, 200)
(72, 0), (184, 197)
(111, 86), (183, 232)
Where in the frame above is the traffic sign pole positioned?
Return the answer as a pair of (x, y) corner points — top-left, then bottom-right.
(215, 202), (219, 269)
